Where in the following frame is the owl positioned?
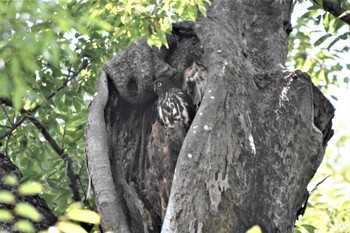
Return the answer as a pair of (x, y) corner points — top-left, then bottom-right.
(153, 77), (195, 129)
(144, 77), (195, 222)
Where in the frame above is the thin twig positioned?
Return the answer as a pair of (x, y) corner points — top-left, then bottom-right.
(1, 104), (13, 125)
(0, 96), (83, 201)
(0, 57), (94, 201)
(0, 58), (92, 140)
(0, 117), (26, 140)
(5, 131), (12, 157)
(0, 124), (12, 129)
(29, 59), (91, 114)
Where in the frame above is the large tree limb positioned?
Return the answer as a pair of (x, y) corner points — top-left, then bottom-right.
(85, 72), (131, 233)
(322, 0), (350, 25)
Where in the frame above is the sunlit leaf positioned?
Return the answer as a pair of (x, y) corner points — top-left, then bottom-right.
(18, 182), (43, 195)
(301, 224), (317, 233)
(66, 209), (101, 224)
(314, 33), (331, 47)
(246, 225), (262, 233)
(15, 220), (35, 233)
(56, 221), (87, 233)
(2, 175), (18, 187)
(323, 12), (330, 32)
(327, 37), (340, 50)
(0, 209), (13, 222)
(14, 202), (42, 222)
(337, 10), (350, 19)
(0, 191), (15, 204)
(198, 4), (207, 17)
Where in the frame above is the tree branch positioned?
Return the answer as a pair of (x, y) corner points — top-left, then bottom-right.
(0, 58), (91, 140)
(0, 99), (26, 140)
(1, 104), (13, 125)
(0, 97), (81, 202)
(26, 116), (81, 202)
(0, 55), (94, 202)
(0, 97), (13, 108)
(29, 59), (91, 114)
(322, 0), (350, 25)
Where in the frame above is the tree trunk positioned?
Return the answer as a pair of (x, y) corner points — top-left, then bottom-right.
(85, 0), (334, 232)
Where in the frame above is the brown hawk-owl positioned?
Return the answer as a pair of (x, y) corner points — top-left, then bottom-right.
(144, 30), (205, 227)
(153, 77), (195, 129)
(144, 77), (195, 223)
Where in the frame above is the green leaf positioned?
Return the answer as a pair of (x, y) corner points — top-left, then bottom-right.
(66, 209), (100, 224)
(198, 4), (207, 17)
(57, 221), (88, 233)
(294, 227), (302, 233)
(160, 17), (172, 32)
(323, 13), (330, 32)
(315, 14), (322, 25)
(2, 175), (18, 187)
(197, 0), (208, 17)
(18, 181), (43, 195)
(0, 209), (13, 222)
(330, 95), (338, 101)
(246, 225), (262, 233)
(327, 37), (340, 50)
(14, 202), (42, 222)
(0, 191), (15, 204)
(301, 224), (317, 233)
(15, 220), (35, 233)
(339, 32), (350, 40)
(314, 33), (331, 47)
(344, 77), (349, 84)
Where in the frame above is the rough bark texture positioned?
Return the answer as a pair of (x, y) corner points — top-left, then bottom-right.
(0, 154), (57, 232)
(85, 73), (131, 233)
(86, 0), (335, 232)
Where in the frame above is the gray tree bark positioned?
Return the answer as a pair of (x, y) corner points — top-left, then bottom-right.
(85, 0), (334, 232)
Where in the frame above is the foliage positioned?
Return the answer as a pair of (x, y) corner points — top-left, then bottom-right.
(289, 1), (350, 233)
(287, 1), (350, 91)
(0, 175), (42, 232)
(0, 175), (100, 233)
(46, 202), (101, 233)
(294, 146), (350, 233)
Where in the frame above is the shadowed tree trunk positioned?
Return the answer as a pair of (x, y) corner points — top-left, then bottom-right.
(85, 0), (334, 232)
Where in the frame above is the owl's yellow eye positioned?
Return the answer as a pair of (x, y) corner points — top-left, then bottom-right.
(157, 81), (163, 87)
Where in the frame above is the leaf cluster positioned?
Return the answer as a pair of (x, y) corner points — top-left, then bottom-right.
(0, 175), (43, 232)
(287, 1), (350, 91)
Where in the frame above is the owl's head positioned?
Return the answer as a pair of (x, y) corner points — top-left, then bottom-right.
(153, 77), (175, 96)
